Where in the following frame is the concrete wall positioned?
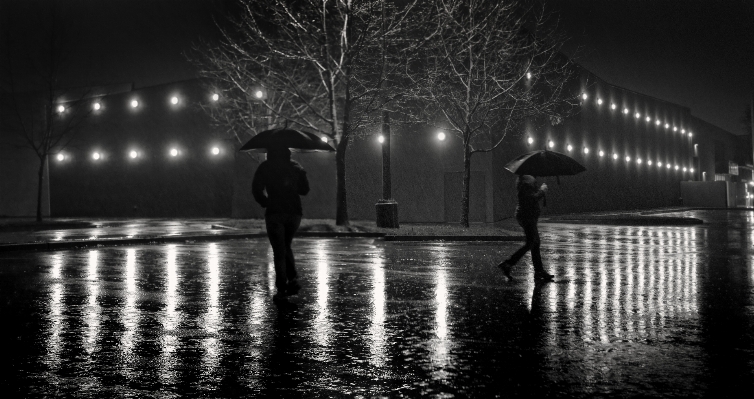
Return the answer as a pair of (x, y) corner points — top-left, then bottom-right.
(49, 80), (234, 217)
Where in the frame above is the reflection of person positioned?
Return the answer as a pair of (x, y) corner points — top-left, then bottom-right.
(252, 147), (310, 302)
(498, 175), (554, 281)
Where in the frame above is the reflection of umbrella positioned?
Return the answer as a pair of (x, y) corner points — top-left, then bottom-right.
(504, 150), (586, 178)
(239, 128), (335, 152)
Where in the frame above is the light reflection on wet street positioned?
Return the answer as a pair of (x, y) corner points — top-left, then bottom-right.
(2, 210), (754, 397)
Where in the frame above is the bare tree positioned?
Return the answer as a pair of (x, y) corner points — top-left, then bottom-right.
(406, 0), (576, 227)
(0, 0), (96, 221)
(195, 0), (417, 226)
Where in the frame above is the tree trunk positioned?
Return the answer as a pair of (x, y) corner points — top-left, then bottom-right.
(36, 155), (47, 222)
(335, 134), (349, 226)
(460, 142), (471, 227)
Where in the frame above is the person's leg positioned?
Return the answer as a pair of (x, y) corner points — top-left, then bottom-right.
(499, 217), (534, 279)
(524, 219), (553, 280)
(265, 214), (288, 296)
(282, 215), (302, 294)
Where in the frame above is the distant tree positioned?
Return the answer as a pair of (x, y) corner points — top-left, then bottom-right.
(405, 0), (577, 227)
(0, 0), (96, 221)
(195, 0), (418, 226)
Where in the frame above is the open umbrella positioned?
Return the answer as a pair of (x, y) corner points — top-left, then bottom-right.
(504, 149), (586, 207)
(504, 149), (586, 179)
(239, 128), (335, 152)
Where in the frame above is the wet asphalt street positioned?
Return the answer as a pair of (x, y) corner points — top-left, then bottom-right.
(2, 210), (753, 398)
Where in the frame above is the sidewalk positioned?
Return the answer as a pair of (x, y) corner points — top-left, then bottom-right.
(0, 207), (707, 252)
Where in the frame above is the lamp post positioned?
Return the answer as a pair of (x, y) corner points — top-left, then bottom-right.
(375, 110), (399, 228)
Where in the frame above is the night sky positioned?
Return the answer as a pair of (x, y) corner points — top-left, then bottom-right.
(2, 0), (752, 136)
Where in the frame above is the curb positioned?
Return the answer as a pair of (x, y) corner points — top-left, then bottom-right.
(384, 235), (525, 242)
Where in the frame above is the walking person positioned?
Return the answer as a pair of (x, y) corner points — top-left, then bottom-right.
(252, 147), (310, 302)
(498, 175), (554, 281)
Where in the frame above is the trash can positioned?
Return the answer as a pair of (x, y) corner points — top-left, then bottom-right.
(375, 199), (399, 228)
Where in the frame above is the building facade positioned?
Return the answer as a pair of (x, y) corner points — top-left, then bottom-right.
(3, 68), (750, 221)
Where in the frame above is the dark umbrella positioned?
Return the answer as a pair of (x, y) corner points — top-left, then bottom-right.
(504, 149), (586, 178)
(239, 128), (335, 152)
(504, 149), (586, 207)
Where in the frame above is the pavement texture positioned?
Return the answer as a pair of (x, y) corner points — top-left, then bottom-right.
(1, 209), (753, 397)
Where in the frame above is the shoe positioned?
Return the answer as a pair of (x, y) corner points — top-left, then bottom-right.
(534, 270), (554, 281)
(498, 261), (513, 280)
(272, 292), (288, 303)
(286, 280), (301, 296)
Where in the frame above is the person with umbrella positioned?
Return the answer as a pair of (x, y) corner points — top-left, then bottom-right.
(498, 175), (554, 281)
(245, 128), (334, 302)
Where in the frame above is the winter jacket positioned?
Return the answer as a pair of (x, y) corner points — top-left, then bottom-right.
(252, 159), (310, 216)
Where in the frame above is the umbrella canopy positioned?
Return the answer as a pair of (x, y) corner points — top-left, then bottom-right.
(239, 128), (335, 152)
(504, 150), (586, 177)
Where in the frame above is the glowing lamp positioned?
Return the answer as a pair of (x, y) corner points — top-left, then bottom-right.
(93, 102), (101, 111)
(437, 132), (446, 141)
(648, 160), (653, 165)
(320, 136), (328, 142)
(623, 108), (629, 114)
(378, 135), (385, 144)
(675, 165), (679, 170)
(527, 137), (534, 145)
(645, 116), (650, 122)
(599, 150), (604, 157)
(57, 105), (65, 113)
(92, 152), (101, 160)
(657, 161), (662, 167)
(597, 98), (603, 105)
(583, 147), (590, 154)
(625, 156), (631, 162)
(611, 103), (617, 110)
(683, 167), (687, 172)
(131, 100), (139, 108)
(171, 96), (178, 105)
(673, 126), (677, 132)
(129, 150), (138, 159)
(170, 148), (178, 157)
(526, 72), (532, 80)
(681, 129), (686, 134)
(56, 154), (65, 161)
(637, 158), (642, 164)
(255, 90), (264, 99)
(581, 93), (588, 100)
(548, 140), (554, 148)
(211, 93), (219, 101)
(567, 144), (573, 152)
(613, 153), (618, 160)
(690, 168), (694, 173)
(689, 132), (693, 137)
(666, 164), (671, 169)
(655, 120), (660, 125)
(211, 147), (220, 155)
(635, 112), (641, 119)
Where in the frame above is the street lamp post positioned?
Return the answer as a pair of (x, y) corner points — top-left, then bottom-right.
(375, 110), (399, 228)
